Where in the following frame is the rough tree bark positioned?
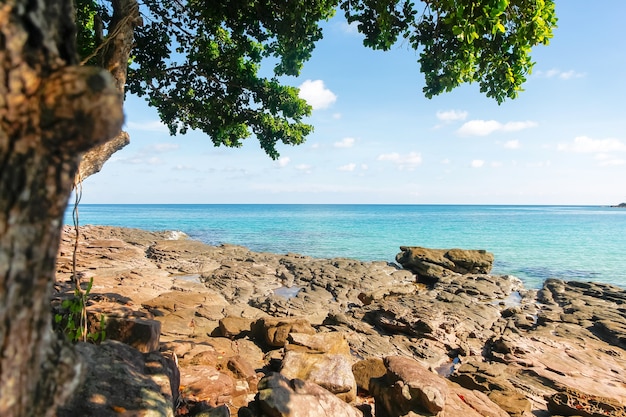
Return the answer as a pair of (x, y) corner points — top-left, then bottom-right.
(77, 0), (140, 180)
(0, 1), (124, 416)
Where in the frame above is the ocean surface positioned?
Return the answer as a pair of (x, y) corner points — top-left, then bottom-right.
(64, 204), (626, 289)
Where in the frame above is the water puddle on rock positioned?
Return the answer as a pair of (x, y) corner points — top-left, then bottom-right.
(435, 357), (460, 377)
(490, 291), (522, 307)
(171, 273), (201, 283)
(273, 286), (302, 299)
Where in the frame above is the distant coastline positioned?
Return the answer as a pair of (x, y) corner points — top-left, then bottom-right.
(610, 202), (626, 208)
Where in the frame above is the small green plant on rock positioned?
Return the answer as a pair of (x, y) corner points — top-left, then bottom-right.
(54, 277), (106, 343)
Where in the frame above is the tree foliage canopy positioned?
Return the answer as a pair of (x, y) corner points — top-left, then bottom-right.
(76, 0), (557, 159)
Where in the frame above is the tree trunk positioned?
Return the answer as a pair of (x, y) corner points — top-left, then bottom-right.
(0, 2), (124, 416)
(77, 0), (140, 180)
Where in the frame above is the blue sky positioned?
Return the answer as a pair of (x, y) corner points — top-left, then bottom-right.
(83, 1), (626, 205)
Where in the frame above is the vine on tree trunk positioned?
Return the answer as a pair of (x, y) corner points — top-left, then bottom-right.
(53, 176), (106, 343)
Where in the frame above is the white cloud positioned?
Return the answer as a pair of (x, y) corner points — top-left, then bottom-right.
(150, 143), (180, 152)
(127, 120), (168, 133)
(502, 121), (538, 132)
(457, 120), (537, 136)
(172, 164), (195, 171)
(559, 70), (585, 80)
(338, 163), (357, 172)
(277, 157), (291, 167)
(295, 164), (313, 174)
(251, 182), (374, 195)
(377, 151), (422, 170)
(471, 160), (485, 168)
(117, 142), (178, 165)
(298, 80), (337, 110)
(338, 21), (359, 34)
(458, 120), (501, 136)
(360, 164), (369, 171)
(334, 137), (355, 148)
(544, 69), (560, 78)
(558, 136), (626, 153)
(504, 140), (520, 149)
(332, 113), (342, 120)
(526, 160), (552, 168)
(595, 154), (626, 166)
(441, 158), (451, 165)
(535, 68), (585, 80)
(436, 110), (468, 123)
(378, 152), (399, 162)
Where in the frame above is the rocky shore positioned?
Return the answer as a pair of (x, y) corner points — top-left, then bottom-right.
(53, 225), (626, 417)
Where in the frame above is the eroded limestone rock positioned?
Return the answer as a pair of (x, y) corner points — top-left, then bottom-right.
(396, 246), (494, 283)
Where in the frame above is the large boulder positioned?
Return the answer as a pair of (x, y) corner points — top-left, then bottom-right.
(352, 358), (387, 393)
(372, 356), (510, 417)
(280, 351), (357, 402)
(100, 316), (162, 353)
(281, 332), (357, 402)
(381, 356), (448, 414)
(256, 372), (363, 417)
(262, 317), (316, 347)
(396, 247), (494, 283)
(175, 337), (265, 410)
(57, 340), (179, 417)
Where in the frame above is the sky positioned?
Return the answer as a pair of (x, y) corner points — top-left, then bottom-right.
(82, 1), (626, 205)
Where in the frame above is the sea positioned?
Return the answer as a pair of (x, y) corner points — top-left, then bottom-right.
(64, 204), (626, 289)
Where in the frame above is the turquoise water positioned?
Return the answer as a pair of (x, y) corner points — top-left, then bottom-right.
(65, 204), (626, 289)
